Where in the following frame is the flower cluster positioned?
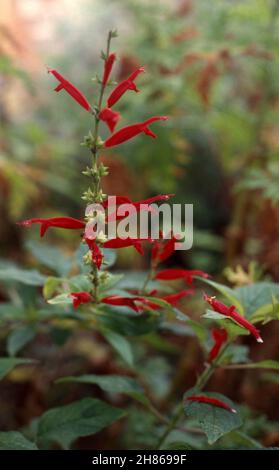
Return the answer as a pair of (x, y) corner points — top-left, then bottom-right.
(16, 33), (267, 438)
(19, 33), (191, 317)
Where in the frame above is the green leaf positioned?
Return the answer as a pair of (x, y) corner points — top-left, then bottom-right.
(203, 309), (227, 320)
(203, 309), (250, 337)
(183, 391), (242, 444)
(234, 282), (279, 318)
(235, 360), (279, 370)
(0, 358), (36, 380)
(117, 271), (166, 292)
(47, 293), (72, 306)
(227, 430), (262, 449)
(37, 398), (125, 449)
(0, 431), (38, 450)
(0, 262), (46, 286)
(261, 372), (279, 384)
(56, 374), (143, 395)
(7, 326), (36, 356)
(99, 306), (160, 336)
(43, 277), (63, 300)
(0, 303), (25, 320)
(250, 294), (279, 324)
(223, 345), (249, 364)
(25, 240), (72, 276)
(98, 273), (124, 294)
(102, 330), (134, 367)
(68, 274), (92, 292)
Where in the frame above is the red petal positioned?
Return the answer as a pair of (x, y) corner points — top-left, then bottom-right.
(104, 238), (144, 255)
(70, 292), (92, 309)
(186, 395), (236, 413)
(107, 66), (145, 108)
(208, 328), (228, 362)
(101, 295), (140, 312)
(104, 116), (168, 148)
(102, 53), (116, 86)
(17, 217), (85, 237)
(99, 107), (121, 133)
(204, 294), (263, 343)
(156, 268), (209, 285)
(48, 69), (92, 112)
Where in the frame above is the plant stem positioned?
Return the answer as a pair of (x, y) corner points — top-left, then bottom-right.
(156, 403), (184, 449)
(85, 31), (114, 298)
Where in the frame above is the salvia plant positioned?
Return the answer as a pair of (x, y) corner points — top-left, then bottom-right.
(0, 31), (278, 451)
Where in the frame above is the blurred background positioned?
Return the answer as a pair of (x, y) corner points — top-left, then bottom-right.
(0, 0), (279, 449)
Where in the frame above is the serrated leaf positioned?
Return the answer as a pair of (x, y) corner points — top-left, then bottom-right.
(0, 358), (36, 380)
(183, 391), (242, 444)
(37, 398), (125, 449)
(0, 431), (38, 450)
(102, 329), (134, 366)
(7, 326), (36, 357)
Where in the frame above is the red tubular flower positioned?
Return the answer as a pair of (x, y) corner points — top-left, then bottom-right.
(204, 294), (263, 343)
(104, 238), (144, 255)
(208, 328), (228, 362)
(102, 52), (116, 86)
(17, 217), (85, 237)
(104, 116), (168, 148)
(84, 238), (104, 270)
(70, 292), (92, 309)
(99, 107), (121, 133)
(186, 395), (236, 413)
(107, 66), (145, 107)
(101, 295), (140, 312)
(106, 194), (173, 222)
(143, 289), (194, 310)
(156, 268), (210, 285)
(92, 243), (103, 269)
(133, 194), (174, 209)
(151, 231), (181, 263)
(104, 194), (173, 208)
(48, 69), (92, 112)
(102, 196), (132, 208)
